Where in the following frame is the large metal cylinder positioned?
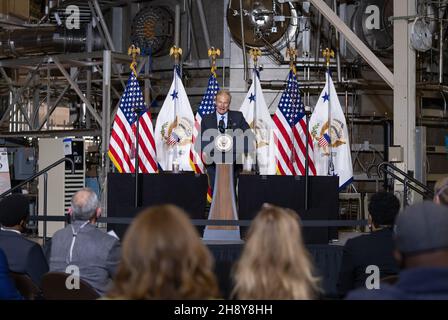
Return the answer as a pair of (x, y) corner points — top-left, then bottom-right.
(0, 27), (102, 57)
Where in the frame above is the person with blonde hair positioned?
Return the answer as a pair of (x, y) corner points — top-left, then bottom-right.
(232, 204), (320, 300)
(106, 205), (220, 299)
(434, 177), (448, 206)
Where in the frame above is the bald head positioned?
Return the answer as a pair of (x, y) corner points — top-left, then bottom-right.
(70, 188), (100, 221)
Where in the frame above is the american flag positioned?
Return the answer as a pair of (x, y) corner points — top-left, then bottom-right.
(273, 71), (316, 176)
(318, 133), (331, 148)
(108, 73), (157, 173)
(167, 131), (180, 146)
(189, 73), (219, 201)
(189, 74), (219, 173)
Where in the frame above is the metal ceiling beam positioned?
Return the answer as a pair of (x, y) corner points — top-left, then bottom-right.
(0, 63), (42, 127)
(37, 70), (80, 131)
(0, 129), (102, 138)
(308, 0), (394, 89)
(53, 56), (103, 126)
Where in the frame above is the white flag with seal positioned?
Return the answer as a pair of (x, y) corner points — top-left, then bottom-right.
(239, 72), (276, 175)
(309, 72), (353, 189)
(154, 68), (195, 171)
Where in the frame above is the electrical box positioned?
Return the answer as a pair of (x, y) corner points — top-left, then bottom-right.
(11, 148), (35, 180)
(388, 146), (404, 163)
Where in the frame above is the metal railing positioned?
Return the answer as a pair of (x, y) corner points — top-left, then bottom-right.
(368, 161), (434, 206)
(0, 157), (75, 244)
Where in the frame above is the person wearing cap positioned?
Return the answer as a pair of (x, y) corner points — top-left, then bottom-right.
(347, 201), (448, 300)
(337, 192), (400, 297)
(0, 194), (49, 287)
(434, 176), (448, 207)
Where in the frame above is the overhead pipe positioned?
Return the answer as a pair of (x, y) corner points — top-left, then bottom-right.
(239, 0), (248, 82)
(92, 0), (116, 51)
(439, 0), (446, 84)
(174, 4), (181, 47)
(314, 11), (322, 64)
(196, 0), (211, 50)
(333, 0), (341, 82)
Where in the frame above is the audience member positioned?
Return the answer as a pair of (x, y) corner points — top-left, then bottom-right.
(337, 192), (400, 297)
(231, 204), (320, 300)
(106, 205), (220, 299)
(0, 194), (48, 286)
(0, 248), (22, 300)
(347, 201), (448, 299)
(434, 177), (448, 206)
(49, 188), (120, 296)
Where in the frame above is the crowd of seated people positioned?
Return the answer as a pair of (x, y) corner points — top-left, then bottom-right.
(1, 177), (448, 300)
(231, 204), (320, 300)
(0, 194), (48, 288)
(337, 192), (400, 297)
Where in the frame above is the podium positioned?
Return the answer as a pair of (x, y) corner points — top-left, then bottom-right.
(203, 164), (240, 241)
(238, 175), (339, 244)
(107, 172), (208, 238)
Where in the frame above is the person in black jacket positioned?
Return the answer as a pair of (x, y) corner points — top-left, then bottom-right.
(336, 192), (400, 297)
(197, 89), (254, 190)
(0, 194), (49, 287)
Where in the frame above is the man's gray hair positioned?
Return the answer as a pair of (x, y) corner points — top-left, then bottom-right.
(71, 188), (99, 221)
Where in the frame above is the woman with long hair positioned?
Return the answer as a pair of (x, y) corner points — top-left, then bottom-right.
(232, 204), (320, 300)
(106, 205), (220, 299)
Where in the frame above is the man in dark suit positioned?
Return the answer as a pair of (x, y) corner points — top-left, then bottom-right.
(197, 89), (254, 190)
(347, 201), (448, 300)
(337, 192), (400, 297)
(0, 194), (49, 287)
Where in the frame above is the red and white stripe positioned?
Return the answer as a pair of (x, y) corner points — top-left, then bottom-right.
(189, 113), (205, 173)
(109, 108), (135, 173)
(109, 108), (157, 173)
(273, 111), (316, 176)
(137, 111), (158, 173)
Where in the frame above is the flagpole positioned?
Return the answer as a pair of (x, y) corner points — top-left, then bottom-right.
(170, 46), (182, 169)
(129, 45), (141, 208)
(286, 47), (298, 176)
(249, 48), (261, 174)
(323, 48), (335, 176)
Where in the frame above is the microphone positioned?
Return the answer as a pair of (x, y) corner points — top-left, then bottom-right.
(132, 106), (145, 115)
(227, 116), (232, 129)
(218, 119), (225, 133)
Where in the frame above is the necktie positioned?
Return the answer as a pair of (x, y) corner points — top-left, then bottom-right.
(219, 115), (225, 133)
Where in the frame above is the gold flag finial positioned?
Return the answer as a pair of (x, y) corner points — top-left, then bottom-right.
(286, 47), (298, 74)
(170, 46), (183, 64)
(208, 47), (221, 77)
(322, 48), (334, 67)
(128, 45), (140, 76)
(249, 48), (262, 66)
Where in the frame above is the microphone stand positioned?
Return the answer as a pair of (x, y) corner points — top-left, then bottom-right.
(134, 108), (143, 208)
(305, 109), (310, 211)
